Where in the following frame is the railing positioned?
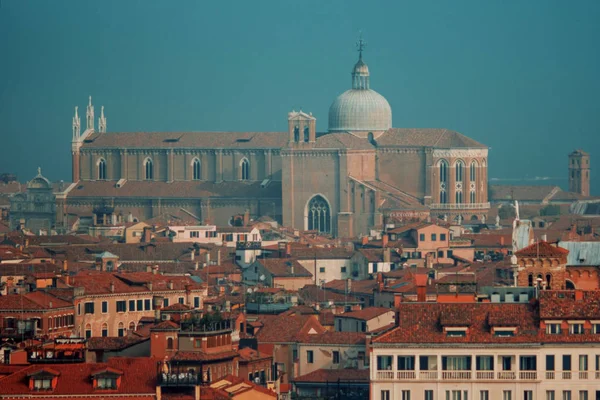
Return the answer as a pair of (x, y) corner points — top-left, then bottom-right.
(376, 371), (394, 380)
(442, 371), (471, 380)
(475, 371), (494, 380)
(430, 202), (491, 210)
(419, 371), (438, 380)
(158, 372), (202, 387)
(396, 371), (415, 379)
(519, 371), (537, 380)
(375, 369), (594, 381)
(497, 371), (516, 380)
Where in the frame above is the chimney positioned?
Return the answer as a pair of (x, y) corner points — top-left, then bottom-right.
(206, 253), (211, 265)
(148, 282), (153, 291)
(286, 242), (292, 258)
(217, 250), (221, 266)
(168, 281), (174, 290)
(541, 234), (547, 242)
(383, 248), (391, 264)
(290, 262), (294, 275)
(152, 265), (159, 275)
(346, 278), (352, 293)
(382, 234), (389, 248)
(62, 260), (68, 272)
(500, 236), (505, 246)
(146, 265), (152, 273)
(143, 227), (152, 243)
(361, 236), (369, 246)
(243, 209), (250, 227)
(110, 282), (115, 293)
(195, 261), (199, 270)
(191, 251), (195, 261)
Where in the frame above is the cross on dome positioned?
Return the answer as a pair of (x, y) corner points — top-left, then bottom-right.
(356, 31), (367, 60)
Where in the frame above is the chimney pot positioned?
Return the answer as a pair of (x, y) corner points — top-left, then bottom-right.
(110, 282), (115, 293)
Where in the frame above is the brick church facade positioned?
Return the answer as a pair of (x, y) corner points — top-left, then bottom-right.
(61, 46), (490, 237)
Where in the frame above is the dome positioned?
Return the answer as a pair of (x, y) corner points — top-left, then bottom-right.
(328, 54), (392, 133)
(27, 167), (51, 190)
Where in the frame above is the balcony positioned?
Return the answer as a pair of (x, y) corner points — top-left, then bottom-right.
(374, 369), (596, 382)
(430, 202), (490, 210)
(396, 371), (416, 379)
(475, 371), (494, 380)
(376, 371), (394, 380)
(158, 372), (202, 387)
(519, 371), (537, 380)
(497, 371), (516, 380)
(419, 371), (438, 380)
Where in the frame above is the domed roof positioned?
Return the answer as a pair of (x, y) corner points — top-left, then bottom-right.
(328, 53), (392, 133)
(27, 167), (51, 190)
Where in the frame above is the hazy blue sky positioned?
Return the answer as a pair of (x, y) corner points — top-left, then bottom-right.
(1, 0), (599, 193)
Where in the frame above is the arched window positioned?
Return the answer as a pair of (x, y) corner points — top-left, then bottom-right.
(546, 274), (552, 290)
(455, 191), (463, 204)
(98, 158), (107, 180)
(470, 160), (477, 182)
(101, 323), (108, 337)
(470, 191), (476, 203)
(192, 158), (201, 180)
(129, 321), (136, 332)
(307, 195), (331, 234)
(455, 160), (464, 183)
(85, 323), (92, 339)
(240, 158), (249, 181)
(144, 158), (154, 180)
(303, 126), (309, 142)
(439, 160), (448, 204)
(167, 337), (174, 350)
(117, 322), (124, 337)
(294, 126), (299, 142)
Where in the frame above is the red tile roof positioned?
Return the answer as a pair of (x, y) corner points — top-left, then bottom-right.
(0, 357), (157, 396)
(298, 331), (366, 345)
(539, 290), (600, 319)
(515, 241), (569, 258)
(171, 350), (238, 362)
(86, 335), (148, 351)
(335, 307), (393, 321)
(256, 258), (312, 278)
(293, 368), (369, 383)
(256, 314), (326, 343)
(237, 347), (272, 362)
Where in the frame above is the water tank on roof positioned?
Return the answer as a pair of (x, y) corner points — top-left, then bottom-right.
(505, 293), (514, 303)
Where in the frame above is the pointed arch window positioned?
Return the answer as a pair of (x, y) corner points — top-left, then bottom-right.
(192, 158), (201, 180)
(439, 160), (448, 204)
(98, 158), (107, 180)
(456, 191), (463, 204)
(144, 158), (154, 180)
(240, 158), (250, 181)
(456, 160), (465, 183)
(470, 191), (476, 204)
(470, 160), (477, 182)
(307, 195), (331, 234)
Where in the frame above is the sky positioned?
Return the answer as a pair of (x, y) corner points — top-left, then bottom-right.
(1, 0), (599, 193)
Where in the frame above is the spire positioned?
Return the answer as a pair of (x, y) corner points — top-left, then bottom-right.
(98, 105), (107, 133)
(352, 33), (370, 90)
(72, 106), (81, 141)
(86, 95), (95, 131)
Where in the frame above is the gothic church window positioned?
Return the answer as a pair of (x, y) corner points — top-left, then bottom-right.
(192, 158), (201, 180)
(307, 195), (331, 234)
(439, 159), (448, 204)
(470, 161), (477, 181)
(98, 158), (107, 180)
(144, 158), (154, 180)
(240, 158), (250, 181)
(455, 160), (465, 204)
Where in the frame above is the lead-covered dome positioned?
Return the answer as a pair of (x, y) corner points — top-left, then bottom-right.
(328, 54), (392, 133)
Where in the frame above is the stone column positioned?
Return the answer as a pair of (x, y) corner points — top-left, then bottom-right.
(120, 150), (127, 180)
(215, 150), (223, 183)
(168, 149), (174, 182)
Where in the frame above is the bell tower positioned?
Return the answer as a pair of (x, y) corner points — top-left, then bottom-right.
(569, 150), (590, 196)
(288, 110), (316, 144)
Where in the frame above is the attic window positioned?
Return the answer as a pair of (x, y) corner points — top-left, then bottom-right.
(32, 377), (53, 390)
(236, 138), (251, 142)
(445, 327), (467, 337)
(96, 376), (118, 389)
(493, 327), (517, 337)
(163, 138), (179, 143)
(83, 139), (94, 143)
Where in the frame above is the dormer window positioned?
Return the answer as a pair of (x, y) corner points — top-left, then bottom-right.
(28, 368), (59, 391)
(91, 367), (122, 391)
(592, 321), (600, 334)
(445, 327), (467, 337)
(546, 322), (562, 335)
(568, 321), (585, 334)
(493, 327), (517, 337)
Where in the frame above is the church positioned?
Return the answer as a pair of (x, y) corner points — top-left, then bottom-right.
(61, 44), (489, 238)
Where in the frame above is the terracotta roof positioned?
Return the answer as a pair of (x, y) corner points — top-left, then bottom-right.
(490, 185), (560, 202)
(298, 331), (366, 345)
(539, 291), (600, 320)
(69, 271), (203, 295)
(0, 291), (73, 311)
(323, 279), (378, 295)
(0, 357), (157, 396)
(82, 131), (289, 149)
(313, 133), (375, 150)
(67, 180), (281, 200)
(287, 247), (355, 260)
(357, 248), (402, 263)
(256, 314), (326, 343)
(298, 285), (361, 304)
(86, 335), (148, 351)
(515, 241), (569, 258)
(335, 307), (392, 321)
(377, 128), (486, 148)
(256, 258), (312, 278)
(171, 349), (238, 362)
(162, 302), (193, 312)
(293, 368), (369, 383)
(237, 347), (272, 362)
